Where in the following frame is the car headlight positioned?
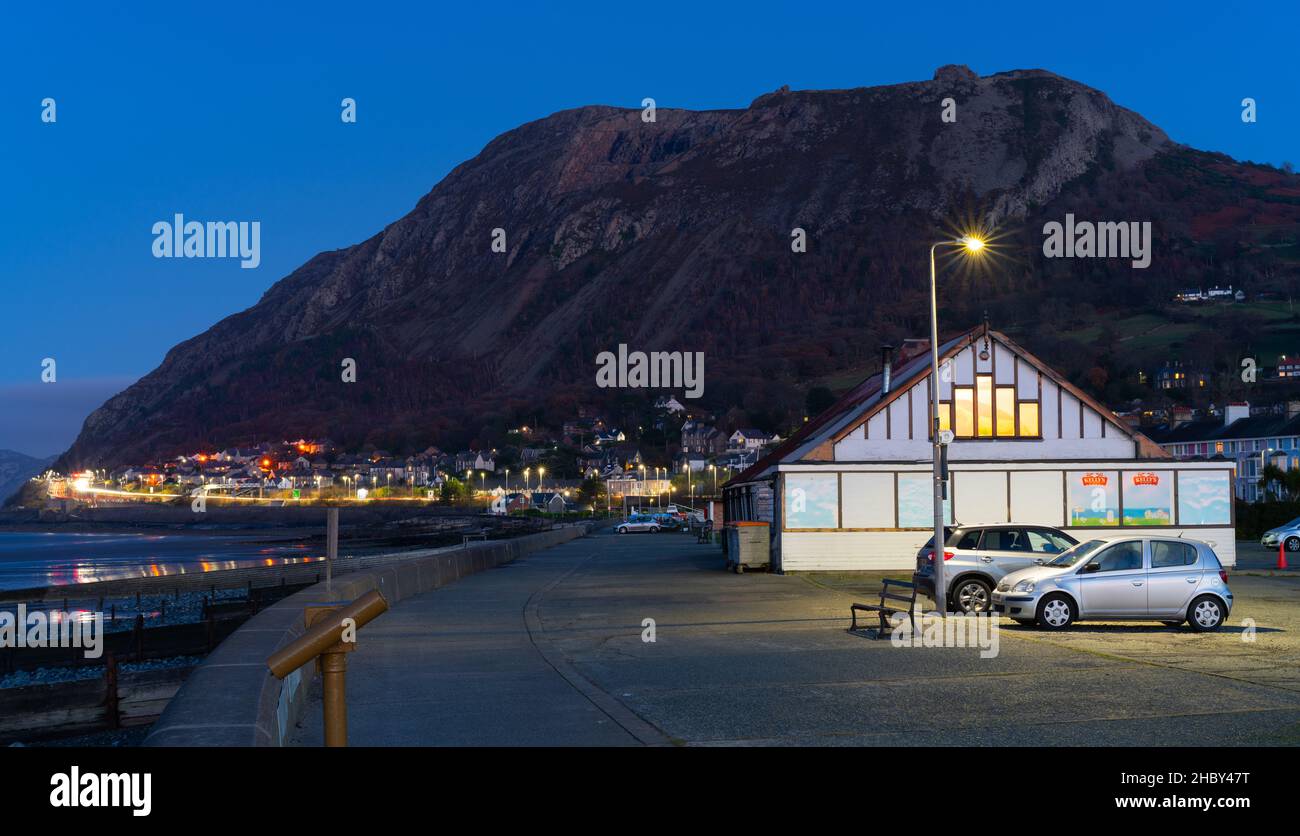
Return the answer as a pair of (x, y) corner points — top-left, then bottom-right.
(1013, 579), (1036, 593)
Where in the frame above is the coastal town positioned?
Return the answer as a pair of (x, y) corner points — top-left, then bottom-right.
(27, 307), (1300, 522)
(34, 395), (782, 516)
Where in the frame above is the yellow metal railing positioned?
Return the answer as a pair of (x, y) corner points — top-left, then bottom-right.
(266, 589), (388, 747)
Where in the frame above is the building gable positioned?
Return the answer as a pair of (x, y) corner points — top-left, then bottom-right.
(830, 331), (1155, 461)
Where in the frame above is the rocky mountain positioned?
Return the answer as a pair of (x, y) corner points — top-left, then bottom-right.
(0, 450), (55, 505)
(57, 65), (1300, 469)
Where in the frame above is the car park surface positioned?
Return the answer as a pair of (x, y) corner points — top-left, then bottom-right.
(292, 531), (1300, 746)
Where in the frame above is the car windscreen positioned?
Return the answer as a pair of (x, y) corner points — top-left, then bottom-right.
(1046, 539), (1107, 567)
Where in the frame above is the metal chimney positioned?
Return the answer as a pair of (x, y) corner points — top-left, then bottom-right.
(881, 344), (895, 394)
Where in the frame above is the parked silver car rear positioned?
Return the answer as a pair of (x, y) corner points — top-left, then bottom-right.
(912, 524), (1078, 613)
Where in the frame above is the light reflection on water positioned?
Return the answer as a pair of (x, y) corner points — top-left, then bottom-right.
(0, 532), (322, 589)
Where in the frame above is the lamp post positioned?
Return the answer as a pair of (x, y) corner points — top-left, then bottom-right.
(929, 235), (985, 614)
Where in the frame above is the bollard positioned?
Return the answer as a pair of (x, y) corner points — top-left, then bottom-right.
(266, 589), (389, 747)
(133, 613), (145, 659)
(1279, 541), (1290, 570)
(326, 508), (338, 598)
(104, 653), (120, 730)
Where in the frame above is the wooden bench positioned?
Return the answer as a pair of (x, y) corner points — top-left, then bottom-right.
(849, 579), (917, 638)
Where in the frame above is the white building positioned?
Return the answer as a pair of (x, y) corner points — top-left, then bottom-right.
(722, 326), (1237, 571)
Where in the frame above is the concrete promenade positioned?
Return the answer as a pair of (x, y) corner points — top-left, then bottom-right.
(294, 532), (1300, 746)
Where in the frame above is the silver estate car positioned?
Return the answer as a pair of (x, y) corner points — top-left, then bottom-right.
(912, 524), (1078, 613)
(616, 514), (661, 534)
(990, 536), (1233, 631)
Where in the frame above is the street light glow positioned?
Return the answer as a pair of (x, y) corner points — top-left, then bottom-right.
(960, 235), (985, 253)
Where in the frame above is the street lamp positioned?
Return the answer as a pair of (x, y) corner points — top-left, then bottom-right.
(929, 234), (986, 614)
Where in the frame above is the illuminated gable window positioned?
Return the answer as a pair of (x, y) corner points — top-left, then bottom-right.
(937, 374), (1041, 439)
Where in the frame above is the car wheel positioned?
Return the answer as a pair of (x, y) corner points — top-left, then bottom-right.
(1036, 594), (1076, 630)
(617, 527), (627, 534)
(1287, 536), (1300, 552)
(1188, 595), (1226, 632)
(952, 578), (992, 613)
(650, 526), (660, 533)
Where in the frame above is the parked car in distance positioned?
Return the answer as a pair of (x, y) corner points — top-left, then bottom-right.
(912, 524), (1079, 613)
(616, 514), (661, 534)
(991, 536), (1232, 631)
(1260, 517), (1300, 551)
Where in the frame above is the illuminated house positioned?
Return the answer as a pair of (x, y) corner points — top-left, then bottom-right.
(722, 325), (1237, 571)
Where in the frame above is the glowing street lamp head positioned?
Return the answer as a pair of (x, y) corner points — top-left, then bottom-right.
(960, 235), (985, 253)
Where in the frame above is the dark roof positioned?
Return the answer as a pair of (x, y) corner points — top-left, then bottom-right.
(1146, 413), (1300, 444)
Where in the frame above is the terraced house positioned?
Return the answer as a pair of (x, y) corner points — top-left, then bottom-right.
(1146, 401), (1300, 502)
(722, 325), (1237, 571)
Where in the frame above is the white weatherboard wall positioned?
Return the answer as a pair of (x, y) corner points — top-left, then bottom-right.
(777, 461), (1236, 571)
(779, 528), (1237, 571)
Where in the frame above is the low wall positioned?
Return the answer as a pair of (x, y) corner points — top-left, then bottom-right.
(144, 524), (589, 746)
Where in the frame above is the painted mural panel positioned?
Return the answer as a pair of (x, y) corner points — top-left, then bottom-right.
(784, 473), (839, 529)
(1177, 471), (1232, 526)
(1121, 471), (1174, 526)
(897, 472), (953, 528)
(1066, 470), (1119, 526)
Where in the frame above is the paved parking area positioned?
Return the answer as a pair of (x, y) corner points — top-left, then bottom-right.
(295, 532), (1300, 746)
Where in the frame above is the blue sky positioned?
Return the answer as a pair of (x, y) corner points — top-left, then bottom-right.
(0, 1), (1295, 457)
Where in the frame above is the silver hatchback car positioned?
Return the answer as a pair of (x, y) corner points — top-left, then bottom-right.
(1260, 516), (1300, 551)
(991, 536), (1233, 631)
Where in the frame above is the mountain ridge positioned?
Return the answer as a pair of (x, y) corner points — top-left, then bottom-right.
(56, 66), (1299, 469)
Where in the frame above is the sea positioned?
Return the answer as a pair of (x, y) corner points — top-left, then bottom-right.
(0, 531), (320, 591)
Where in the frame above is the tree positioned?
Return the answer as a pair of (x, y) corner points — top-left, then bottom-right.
(805, 386), (836, 417)
(1256, 464), (1300, 501)
(439, 477), (468, 503)
(578, 477), (606, 508)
